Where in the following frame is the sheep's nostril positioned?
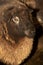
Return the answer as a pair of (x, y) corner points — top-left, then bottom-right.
(12, 16), (20, 24)
(24, 29), (35, 38)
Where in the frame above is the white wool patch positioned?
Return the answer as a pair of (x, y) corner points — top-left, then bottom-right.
(12, 16), (20, 25)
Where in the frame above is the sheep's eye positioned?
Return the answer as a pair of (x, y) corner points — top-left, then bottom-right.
(12, 16), (20, 24)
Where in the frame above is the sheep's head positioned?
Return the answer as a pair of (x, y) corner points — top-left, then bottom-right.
(3, 2), (35, 42)
(0, 0), (40, 65)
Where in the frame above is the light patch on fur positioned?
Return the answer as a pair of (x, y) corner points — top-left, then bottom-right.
(37, 16), (43, 26)
(12, 16), (20, 24)
(0, 36), (33, 65)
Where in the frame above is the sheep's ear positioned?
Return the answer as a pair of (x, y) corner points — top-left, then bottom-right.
(31, 8), (39, 14)
(28, 6), (39, 14)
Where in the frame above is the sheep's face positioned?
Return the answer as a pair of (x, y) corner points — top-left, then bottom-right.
(3, 2), (35, 40)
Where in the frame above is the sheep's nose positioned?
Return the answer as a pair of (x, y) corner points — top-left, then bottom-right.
(24, 29), (35, 38)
